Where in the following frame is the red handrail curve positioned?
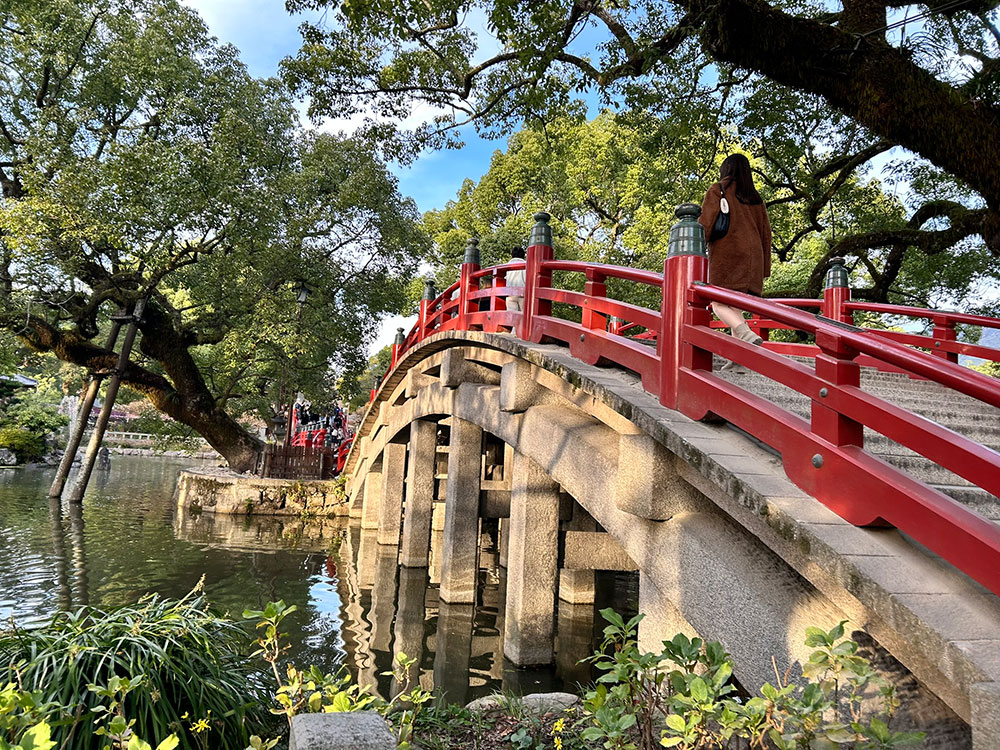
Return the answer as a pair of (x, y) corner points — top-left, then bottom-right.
(379, 225), (1000, 595)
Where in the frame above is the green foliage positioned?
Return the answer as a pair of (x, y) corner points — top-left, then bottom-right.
(0, 0), (430, 466)
(89, 676), (180, 750)
(580, 610), (925, 750)
(0, 389), (67, 437)
(971, 360), (1000, 378)
(120, 406), (204, 453)
(0, 682), (57, 750)
(0, 427), (44, 462)
(0, 587), (268, 750)
(419, 113), (992, 313)
(283, 0), (1000, 218)
(342, 345), (394, 410)
(243, 601), (434, 749)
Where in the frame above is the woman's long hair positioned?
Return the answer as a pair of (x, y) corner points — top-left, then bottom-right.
(720, 153), (763, 205)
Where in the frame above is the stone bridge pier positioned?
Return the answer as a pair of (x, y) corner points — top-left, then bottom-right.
(346, 334), (1000, 748)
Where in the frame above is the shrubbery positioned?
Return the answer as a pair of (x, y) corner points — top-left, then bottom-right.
(1, 388), (68, 436)
(0, 595), (927, 750)
(0, 426), (45, 462)
(0, 387), (67, 462)
(0, 586), (271, 750)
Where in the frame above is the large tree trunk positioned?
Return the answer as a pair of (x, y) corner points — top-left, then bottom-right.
(13, 303), (264, 473)
(146, 388), (263, 472)
(135, 303), (264, 472)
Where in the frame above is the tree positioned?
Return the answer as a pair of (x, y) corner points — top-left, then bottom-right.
(0, 0), (429, 470)
(341, 344), (393, 411)
(282, 0), (1000, 255)
(421, 113), (1000, 314)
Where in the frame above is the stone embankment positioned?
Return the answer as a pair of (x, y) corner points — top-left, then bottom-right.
(176, 466), (349, 516)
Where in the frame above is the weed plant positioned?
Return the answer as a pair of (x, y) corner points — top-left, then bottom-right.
(0, 586), (269, 749)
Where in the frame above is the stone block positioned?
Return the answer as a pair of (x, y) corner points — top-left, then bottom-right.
(516, 405), (618, 505)
(441, 348), (501, 388)
(480, 488), (511, 518)
(500, 359), (546, 413)
(289, 712), (395, 750)
(377, 441), (406, 546)
(504, 451), (560, 666)
(614, 433), (705, 520)
(361, 471), (382, 530)
(400, 419), (436, 567)
(558, 569), (595, 604)
(439, 417), (483, 603)
(971, 681), (1000, 749)
(563, 531), (637, 571)
(637, 574), (700, 654)
(404, 368), (437, 399)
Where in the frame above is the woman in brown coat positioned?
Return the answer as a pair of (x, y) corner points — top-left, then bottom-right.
(698, 153), (772, 345)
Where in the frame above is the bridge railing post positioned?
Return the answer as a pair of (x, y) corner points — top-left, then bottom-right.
(457, 238), (481, 332)
(660, 204), (709, 409)
(518, 212), (553, 342)
(931, 316), (959, 362)
(390, 327), (405, 369)
(487, 266), (507, 332)
(582, 269), (607, 331)
(419, 279), (436, 341)
(822, 256), (853, 324)
(812, 330), (864, 449)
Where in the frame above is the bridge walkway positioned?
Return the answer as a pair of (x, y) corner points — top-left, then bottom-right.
(346, 209), (1000, 747)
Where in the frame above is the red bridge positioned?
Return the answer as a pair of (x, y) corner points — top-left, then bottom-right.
(349, 206), (1000, 745)
(380, 206), (1000, 597)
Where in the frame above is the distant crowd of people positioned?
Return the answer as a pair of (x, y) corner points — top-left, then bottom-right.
(291, 402), (351, 449)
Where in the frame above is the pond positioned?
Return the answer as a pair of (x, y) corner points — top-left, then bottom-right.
(0, 456), (636, 704)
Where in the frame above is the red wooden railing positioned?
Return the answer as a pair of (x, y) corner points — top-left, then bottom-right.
(375, 209), (1000, 596)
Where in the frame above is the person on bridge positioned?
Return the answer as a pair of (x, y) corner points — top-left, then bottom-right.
(505, 247), (526, 312)
(698, 153), (772, 346)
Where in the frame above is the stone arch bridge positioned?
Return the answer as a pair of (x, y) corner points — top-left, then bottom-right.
(344, 210), (1000, 747)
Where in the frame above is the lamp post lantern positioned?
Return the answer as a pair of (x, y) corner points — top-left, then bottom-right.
(284, 280), (310, 446)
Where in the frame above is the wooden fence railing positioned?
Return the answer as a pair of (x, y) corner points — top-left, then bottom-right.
(256, 444), (339, 481)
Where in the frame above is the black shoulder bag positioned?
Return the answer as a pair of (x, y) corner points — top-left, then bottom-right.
(709, 182), (731, 243)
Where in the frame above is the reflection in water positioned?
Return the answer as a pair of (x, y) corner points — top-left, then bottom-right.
(47, 499), (71, 611)
(0, 457), (635, 704)
(434, 603), (474, 704)
(67, 502), (90, 607)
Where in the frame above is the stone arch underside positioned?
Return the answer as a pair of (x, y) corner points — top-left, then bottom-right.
(346, 331), (1000, 748)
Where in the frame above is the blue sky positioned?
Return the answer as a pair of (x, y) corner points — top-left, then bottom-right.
(184, 0), (501, 215)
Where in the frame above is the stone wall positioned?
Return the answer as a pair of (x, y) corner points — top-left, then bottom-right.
(176, 467), (349, 516)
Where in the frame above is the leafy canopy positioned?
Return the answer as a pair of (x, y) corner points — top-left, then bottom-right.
(0, 0), (430, 468)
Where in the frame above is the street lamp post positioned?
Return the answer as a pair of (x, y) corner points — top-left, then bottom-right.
(284, 280), (310, 447)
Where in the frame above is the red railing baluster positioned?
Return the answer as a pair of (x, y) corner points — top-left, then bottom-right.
(582, 269), (607, 331)
(932, 316), (959, 363)
(520, 212), (553, 342)
(822, 257), (854, 324)
(812, 330), (864, 448)
(457, 238), (481, 331)
(419, 279), (435, 341)
(390, 327), (405, 369)
(660, 204), (709, 409)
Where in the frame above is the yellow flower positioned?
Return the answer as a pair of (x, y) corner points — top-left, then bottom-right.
(191, 718), (211, 734)
(554, 737), (563, 750)
(552, 718), (566, 734)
